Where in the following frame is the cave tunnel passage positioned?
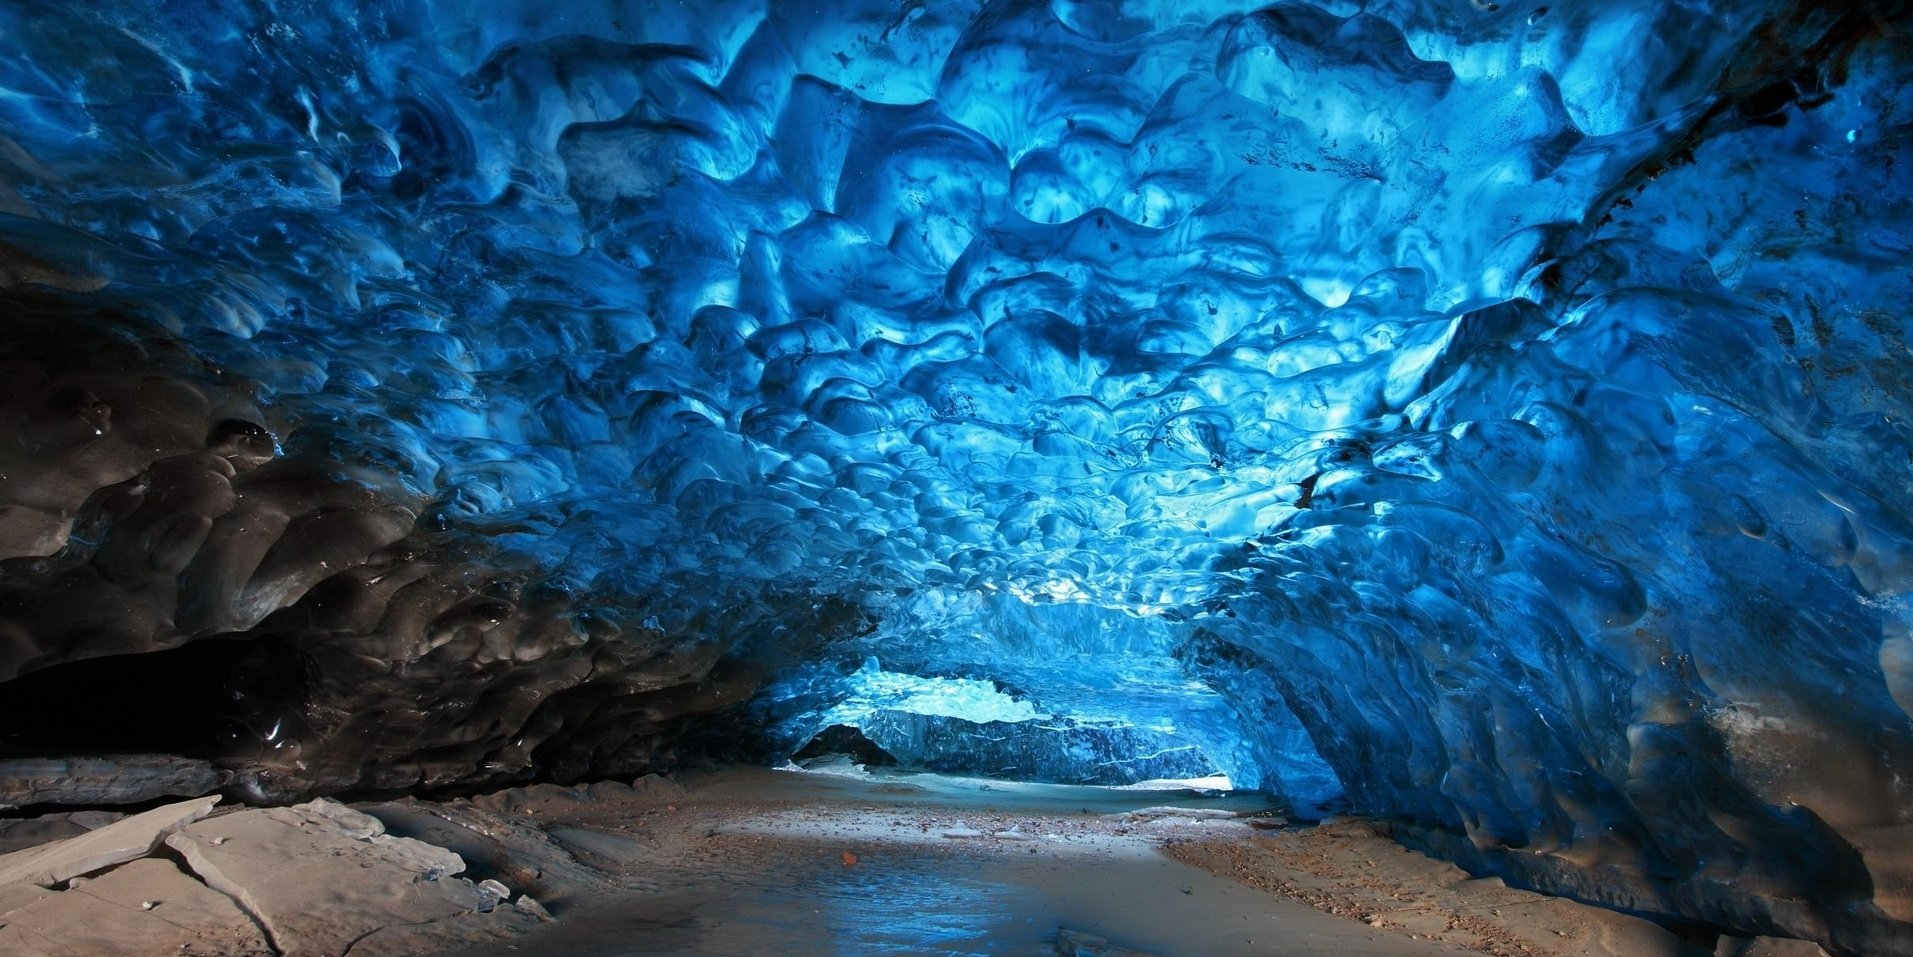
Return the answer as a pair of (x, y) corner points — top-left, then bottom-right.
(0, 0), (1911, 954)
(753, 590), (1343, 804)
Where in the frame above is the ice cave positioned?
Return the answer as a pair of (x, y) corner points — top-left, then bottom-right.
(0, 0), (1908, 954)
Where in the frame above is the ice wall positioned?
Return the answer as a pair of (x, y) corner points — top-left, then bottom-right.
(0, 0), (1910, 951)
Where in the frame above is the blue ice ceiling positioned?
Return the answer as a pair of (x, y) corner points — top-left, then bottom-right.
(4, 0), (1913, 905)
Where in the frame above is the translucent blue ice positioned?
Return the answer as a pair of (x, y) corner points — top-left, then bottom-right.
(3, 0), (1911, 898)
(818, 658), (1052, 727)
(754, 593), (1339, 792)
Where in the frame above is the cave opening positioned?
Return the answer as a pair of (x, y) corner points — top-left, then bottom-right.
(774, 661), (1239, 790)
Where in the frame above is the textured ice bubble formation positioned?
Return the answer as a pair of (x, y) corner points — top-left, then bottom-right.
(0, 0), (1910, 951)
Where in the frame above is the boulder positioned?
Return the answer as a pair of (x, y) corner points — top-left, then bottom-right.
(630, 773), (687, 803)
(1055, 927), (1162, 957)
(1717, 937), (1834, 957)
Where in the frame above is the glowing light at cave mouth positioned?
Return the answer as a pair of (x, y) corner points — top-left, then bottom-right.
(829, 659), (1053, 725)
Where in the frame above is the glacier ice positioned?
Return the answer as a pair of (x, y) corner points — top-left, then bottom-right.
(0, 0), (1910, 951)
(756, 596), (1340, 793)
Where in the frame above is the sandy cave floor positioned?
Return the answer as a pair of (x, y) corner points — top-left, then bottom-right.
(372, 766), (1708, 957)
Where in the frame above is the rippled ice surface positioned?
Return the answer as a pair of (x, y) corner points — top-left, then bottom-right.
(13, 0), (1904, 615)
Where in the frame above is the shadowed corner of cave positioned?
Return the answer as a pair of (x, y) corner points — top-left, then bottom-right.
(0, 640), (260, 765)
(790, 725), (899, 769)
(1, 0), (1912, 955)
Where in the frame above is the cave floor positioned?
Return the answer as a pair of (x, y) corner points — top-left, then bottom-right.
(390, 766), (1696, 957)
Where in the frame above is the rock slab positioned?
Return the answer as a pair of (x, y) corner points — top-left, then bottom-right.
(0, 811), (124, 855)
(0, 795), (219, 887)
(165, 798), (489, 956)
(0, 857), (271, 956)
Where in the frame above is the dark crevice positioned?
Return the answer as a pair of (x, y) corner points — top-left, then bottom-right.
(152, 841), (285, 957)
(0, 638), (261, 761)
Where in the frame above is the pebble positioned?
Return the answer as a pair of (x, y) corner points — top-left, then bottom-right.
(514, 895), (553, 921)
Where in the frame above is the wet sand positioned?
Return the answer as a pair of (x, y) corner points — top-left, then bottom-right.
(420, 766), (1695, 957)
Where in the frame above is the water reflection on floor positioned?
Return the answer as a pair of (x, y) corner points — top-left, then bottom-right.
(712, 853), (1042, 956)
(448, 768), (1453, 957)
(514, 837), (1447, 957)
